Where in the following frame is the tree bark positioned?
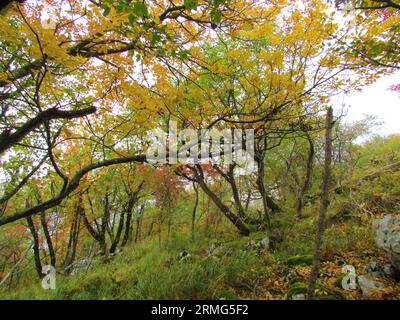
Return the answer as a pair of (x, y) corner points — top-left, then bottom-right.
(0, 107), (96, 156)
(26, 216), (43, 279)
(40, 211), (56, 267)
(121, 183), (144, 247)
(307, 107), (334, 300)
(63, 202), (81, 273)
(122, 211), (133, 247)
(109, 212), (125, 254)
(295, 132), (315, 217)
(255, 154), (271, 228)
(0, 154), (146, 226)
(191, 182), (199, 240)
(195, 166), (250, 236)
(244, 189), (252, 212)
(167, 198), (173, 238)
(147, 221), (154, 237)
(99, 194), (110, 256)
(214, 164), (247, 219)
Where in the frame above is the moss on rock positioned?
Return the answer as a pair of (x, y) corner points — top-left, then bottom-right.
(286, 255), (313, 267)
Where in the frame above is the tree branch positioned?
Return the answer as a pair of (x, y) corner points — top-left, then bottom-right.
(0, 154), (147, 226)
(0, 106), (97, 155)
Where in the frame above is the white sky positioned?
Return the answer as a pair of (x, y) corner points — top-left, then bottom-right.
(340, 72), (400, 136)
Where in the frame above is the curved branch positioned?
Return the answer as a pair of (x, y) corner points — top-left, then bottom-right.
(0, 106), (97, 155)
(0, 154), (147, 226)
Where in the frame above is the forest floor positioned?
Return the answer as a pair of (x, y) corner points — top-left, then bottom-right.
(1, 206), (400, 300)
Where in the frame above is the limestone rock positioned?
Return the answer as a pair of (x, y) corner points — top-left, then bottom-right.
(364, 261), (384, 277)
(357, 275), (385, 296)
(373, 214), (400, 274)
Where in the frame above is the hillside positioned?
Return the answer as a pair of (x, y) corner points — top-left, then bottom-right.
(0, 0), (400, 302)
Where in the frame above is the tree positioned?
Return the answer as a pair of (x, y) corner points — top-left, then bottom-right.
(307, 107), (334, 300)
(294, 130), (315, 217)
(0, 0), (259, 227)
(145, 0), (392, 233)
(147, 167), (184, 242)
(0, 0), (398, 297)
(335, 0), (400, 10)
(335, 0), (400, 69)
(178, 163), (251, 236)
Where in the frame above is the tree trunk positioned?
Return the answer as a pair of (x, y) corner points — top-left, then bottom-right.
(121, 183), (143, 247)
(135, 218), (140, 242)
(295, 132), (315, 217)
(191, 182), (199, 240)
(63, 202), (81, 273)
(266, 195), (280, 212)
(147, 221), (154, 237)
(40, 211), (56, 267)
(196, 172), (250, 236)
(255, 154), (271, 228)
(100, 194), (110, 256)
(135, 205), (145, 243)
(307, 107), (334, 300)
(158, 220), (162, 248)
(109, 212), (125, 254)
(228, 168), (247, 219)
(121, 210), (133, 247)
(26, 216), (43, 279)
(244, 189), (251, 212)
(0, 242), (32, 288)
(214, 164), (246, 219)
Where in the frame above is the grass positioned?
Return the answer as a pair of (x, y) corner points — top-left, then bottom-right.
(0, 230), (274, 300)
(1, 207), (398, 300)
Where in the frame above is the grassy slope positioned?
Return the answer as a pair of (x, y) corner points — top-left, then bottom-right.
(2, 205), (400, 300)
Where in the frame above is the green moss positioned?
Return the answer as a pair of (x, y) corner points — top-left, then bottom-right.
(334, 275), (345, 288)
(246, 224), (261, 233)
(286, 282), (308, 298)
(286, 255), (313, 267)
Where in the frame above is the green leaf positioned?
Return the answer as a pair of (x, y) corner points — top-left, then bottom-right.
(156, 47), (166, 57)
(212, 0), (225, 6)
(143, 22), (151, 30)
(101, 5), (111, 17)
(151, 32), (161, 45)
(211, 9), (222, 24)
(178, 49), (190, 60)
(184, 0), (198, 11)
(133, 1), (149, 18)
(128, 13), (136, 25)
(115, 0), (131, 13)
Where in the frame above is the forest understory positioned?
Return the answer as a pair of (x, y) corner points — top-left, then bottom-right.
(1, 0), (400, 301)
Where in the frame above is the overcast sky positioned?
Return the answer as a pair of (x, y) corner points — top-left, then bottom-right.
(340, 72), (400, 137)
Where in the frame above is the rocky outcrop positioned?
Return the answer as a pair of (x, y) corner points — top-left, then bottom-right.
(246, 236), (270, 250)
(373, 214), (400, 277)
(364, 261), (384, 277)
(357, 275), (385, 296)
